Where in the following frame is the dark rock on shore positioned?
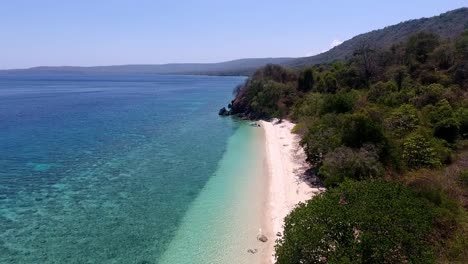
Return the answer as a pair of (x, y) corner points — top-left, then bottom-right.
(257, 234), (268, 242)
(218, 107), (230, 116)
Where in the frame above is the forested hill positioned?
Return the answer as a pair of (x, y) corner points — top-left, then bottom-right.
(287, 7), (468, 68)
(223, 28), (468, 263)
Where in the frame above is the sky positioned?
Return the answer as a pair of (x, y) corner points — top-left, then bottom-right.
(0, 0), (467, 69)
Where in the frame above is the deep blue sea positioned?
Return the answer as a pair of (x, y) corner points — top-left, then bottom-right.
(0, 74), (266, 264)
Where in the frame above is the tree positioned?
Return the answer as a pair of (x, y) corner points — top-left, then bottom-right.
(426, 99), (454, 124)
(276, 180), (435, 264)
(406, 32), (440, 64)
(385, 104), (419, 137)
(342, 113), (385, 149)
(352, 41), (377, 85)
(456, 108), (468, 139)
(318, 146), (383, 187)
(386, 65), (409, 90)
(434, 118), (460, 143)
(321, 91), (357, 114)
(402, 133), (441, 169)
(317, 72), (339, 93)
(302, 121), (341, 164)
(298, 67), (315, 92)
(412, 84), (445, 108)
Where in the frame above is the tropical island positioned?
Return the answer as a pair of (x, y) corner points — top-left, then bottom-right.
(221, 8), (468, 264)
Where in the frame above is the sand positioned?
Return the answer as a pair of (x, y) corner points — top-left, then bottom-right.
(259, 119), (324, 263)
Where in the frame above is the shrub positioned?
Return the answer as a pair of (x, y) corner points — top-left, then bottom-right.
(406, 32), (440, 64)
(412, 84), (445, 108)
(342, 113), (385, 149)
(302, 121), (341, 164)
(298, 67), (315, 92)
(291, 93), (323, 120)
(318, 146), (384, 187)
(276, 180), (435, 264)
(459, 170), (468, 186)
(426, 99), (454, 124)
(368, 81), (398, 105)
(402, 133), (441, 169)
(317, 72), (339, 93)
(434, 118), (460, 143)
(456, 108), (468, 139)
(321, 91), (357, 114)
(385, 104), (419, 137)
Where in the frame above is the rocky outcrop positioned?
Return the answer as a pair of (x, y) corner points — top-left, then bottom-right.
(218, 107), (230, 116)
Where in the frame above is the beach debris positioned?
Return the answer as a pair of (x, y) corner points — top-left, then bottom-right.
(257, 234), (268, 242)
(276, 232), (282, 237)
(247, 248), (258, 254)
(249, 122), (260, 127)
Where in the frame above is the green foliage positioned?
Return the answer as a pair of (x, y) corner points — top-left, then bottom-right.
(386, 65), (409, 90)
(368, 81), (399, 106)
(402, 133), (441, 169)
(276, 180), (435, 264)
(430, 43), (455, 70)
(317, 72), (339, 93)
(229, 31), (468, 263)
(456, 108), (468, 138)
(459, 170), (468, 186)
(426, 99), (455, 124)
(298, 67), (315, 92)
(230, 65), (298, 118)
(413, 83), (445, 108)
(434, 117), (460, 143)
(321, 90), (357, 114)
(291, 93), (323, 119)
(341, 113), (385, 149)
(319, 146), (383, 187)
(385, 104), (419, 136)
(302, 116), (342, 164)
(406, 32), (440, 64)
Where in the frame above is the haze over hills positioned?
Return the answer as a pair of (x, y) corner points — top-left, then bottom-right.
(0, 58), (294, 77)
(1, 7), (467, 76)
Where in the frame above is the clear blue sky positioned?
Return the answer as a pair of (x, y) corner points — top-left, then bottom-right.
(0, 0), (467, 69)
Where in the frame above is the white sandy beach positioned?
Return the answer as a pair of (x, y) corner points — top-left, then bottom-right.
(259, 119), (324, 264)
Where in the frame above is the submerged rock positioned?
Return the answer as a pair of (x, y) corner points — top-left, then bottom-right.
(257, 234), (268, 242)
(247, 248), (258, 254)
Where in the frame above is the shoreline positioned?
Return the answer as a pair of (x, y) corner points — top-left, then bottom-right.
(259, 119), (324, 263)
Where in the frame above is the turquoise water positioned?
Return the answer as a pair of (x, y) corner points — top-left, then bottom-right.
(0, 74), (264, 263)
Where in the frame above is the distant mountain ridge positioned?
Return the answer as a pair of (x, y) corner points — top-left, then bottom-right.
(1, 7), (467, 76)
(0, 58), (294, 77)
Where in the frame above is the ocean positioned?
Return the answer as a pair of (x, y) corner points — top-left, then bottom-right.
(0, 74), (266, 263)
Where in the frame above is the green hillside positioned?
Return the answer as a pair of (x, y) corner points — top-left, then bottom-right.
(288, 8), (468, 68)
(225, 28), (468, 263)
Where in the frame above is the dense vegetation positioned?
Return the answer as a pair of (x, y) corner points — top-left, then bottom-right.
(226, 30), (468, 263)
(276, 180), (434, 264)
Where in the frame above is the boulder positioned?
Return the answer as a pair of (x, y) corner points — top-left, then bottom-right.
(257, 234), (268, 242)
(218, 107), (229, 116)
(276, 232), (282, 237)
